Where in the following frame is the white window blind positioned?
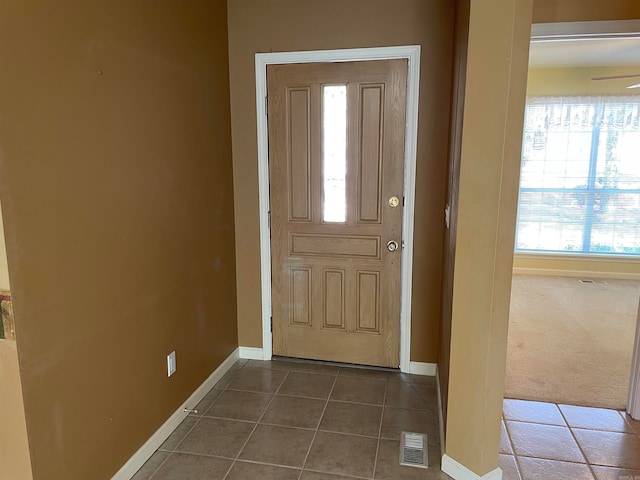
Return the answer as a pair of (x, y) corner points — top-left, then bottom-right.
(516, 96), (640, 256)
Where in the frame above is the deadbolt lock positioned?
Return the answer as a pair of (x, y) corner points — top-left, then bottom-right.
(387, 240), (399, 252)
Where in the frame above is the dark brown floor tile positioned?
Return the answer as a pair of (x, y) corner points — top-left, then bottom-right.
(151, 453), (232, 480)
(503, 399), (565, 426)
(338, 366), (392, 380)
(500, 421), (513, 454)
(235, 358), (249, 367)
(506, 421), (585, 462)
(319, 401), (382, 437)
(246, 359), (295, 371)
(305, 431), (378, 478)
(291, 362), (340, 375)
(374, 439), (450, 479)
(175, 417), (255, 458)
(300, 472), (360, 480)
(159, 417), (199, 451)
(573, 429), (640, 469)
(517, 457), (594, 480)
(381, 407), (439, 444)
(225, 461), (300, 480)
(131, 451), (170, 480)
(239, 424), (314, 468)
(388, 372), (437, 385)
(330, 376), (386, 405)
(592, 465), (640, 480)
(193, 388), (223, 415)
(559, 404), (635, 433)
(499, 454), (520, 480)
(204, 390), (272, 422)
(278, 372), (336, 399)
(227, 367), (287, 393)
(261, 395), (326, 429)
(214, 369), (242, 389)
(385, 382), (430, 410)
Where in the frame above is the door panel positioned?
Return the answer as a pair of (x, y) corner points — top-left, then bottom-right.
(268, 60), (407, 367)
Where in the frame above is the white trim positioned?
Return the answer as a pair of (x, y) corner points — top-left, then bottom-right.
(512, 267), (640, 281)
(628, 302), (640, 420)
(441, 455), (502, 480)
(531, 20), (640, 41)
(238, 346), (264, 360)
(408, 361), (437, 376)
(436, 366), (446, 459)
(111, 348), (240, 480)
(255, 46), (421, 372)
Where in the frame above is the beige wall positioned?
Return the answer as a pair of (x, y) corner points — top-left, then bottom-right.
(533, 0), (640, 23)
(0, 340), (33, 480)
(0, 205), (10, 291)
(445, 0), (533, 474)
(0, 1), (237, 479)
(527, 66), (640, 96)
(228, 0), (455, 363)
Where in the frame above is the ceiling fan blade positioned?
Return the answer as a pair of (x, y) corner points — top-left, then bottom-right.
(591, 74), (640, 81)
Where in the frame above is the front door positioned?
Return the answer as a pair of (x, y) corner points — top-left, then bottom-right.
(268, 60), (407, 367)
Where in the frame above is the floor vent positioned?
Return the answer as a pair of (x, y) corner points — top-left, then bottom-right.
(399, 431), (428, 469)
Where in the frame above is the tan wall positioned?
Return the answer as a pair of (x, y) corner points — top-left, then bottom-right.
(0, 340), (33, 480)
(527, 66), (640, 96)
(445, 0), (533, 474)
(0, 1), (237, 479)
(228, 0), (455, 363)
(439, 0), (470, 424)
(533, 0), (640, 23)
(0, 205), (10, 290)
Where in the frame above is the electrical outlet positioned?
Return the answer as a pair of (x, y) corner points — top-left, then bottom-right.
(167, 351), (176, 377)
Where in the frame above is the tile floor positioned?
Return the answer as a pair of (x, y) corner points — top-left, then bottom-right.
(130, 358), (640, 480)
(131, 358), (448, 480)
(500, 398), (640, 480)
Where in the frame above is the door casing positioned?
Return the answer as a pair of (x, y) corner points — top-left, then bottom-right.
(255, 46), (421, 372)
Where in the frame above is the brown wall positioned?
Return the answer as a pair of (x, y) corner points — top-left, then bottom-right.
(439, 0), (470, 425)
(0, 1), (238, 479)
(228, 0), (455, 363)
(533, 0), (640, 23)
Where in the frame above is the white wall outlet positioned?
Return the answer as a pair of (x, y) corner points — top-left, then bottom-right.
(167, 351), (177, 377)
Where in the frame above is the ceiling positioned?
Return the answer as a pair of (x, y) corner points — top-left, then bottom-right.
(529, 38), (640, 68)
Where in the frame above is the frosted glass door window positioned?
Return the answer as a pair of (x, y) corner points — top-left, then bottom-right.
(322, 85), (347, 223)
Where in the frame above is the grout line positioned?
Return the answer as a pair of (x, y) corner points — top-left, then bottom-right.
(296, 372), (340, 480)
(371, 378), (389, 479)
(303, 467), (371, 479)
(556, 402), (597, 477)
(220, 369), (291, 480)
(502, 418), (525, 480)
(149, 359), (248, 479)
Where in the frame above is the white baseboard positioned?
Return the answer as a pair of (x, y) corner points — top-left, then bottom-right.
(513, 267), (640, 281)
(238, 346), (266, 360)
(111, 348), (240, 480)
(436, 366), (446, 459)
(442, 455), (502, 480)
(409, 361), (437, 376)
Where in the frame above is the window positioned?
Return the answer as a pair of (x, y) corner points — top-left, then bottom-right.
(516, 96), (640, 256)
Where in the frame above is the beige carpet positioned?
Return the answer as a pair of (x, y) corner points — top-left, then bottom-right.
(505, 275), (640, 410)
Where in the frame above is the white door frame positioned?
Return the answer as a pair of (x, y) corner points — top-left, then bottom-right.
(629, 300), (640, 419)
(254, 46), (421, 373)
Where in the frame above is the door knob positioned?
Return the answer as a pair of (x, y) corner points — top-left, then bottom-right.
(387, 240), (399, 252)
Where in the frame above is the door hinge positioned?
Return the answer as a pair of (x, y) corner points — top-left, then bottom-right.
(265, 96), (269, 116)
(270, 316), (273, 332)
(403, 196), (406, 207)
(268, 210), (271, 229)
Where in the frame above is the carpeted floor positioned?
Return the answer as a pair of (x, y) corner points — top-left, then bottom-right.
(505, 275), (640, 410)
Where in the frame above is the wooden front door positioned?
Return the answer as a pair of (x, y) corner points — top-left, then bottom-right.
(268, 60), (407, 368)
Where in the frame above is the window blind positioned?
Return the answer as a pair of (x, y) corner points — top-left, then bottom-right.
(516, 96), (640, 256)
